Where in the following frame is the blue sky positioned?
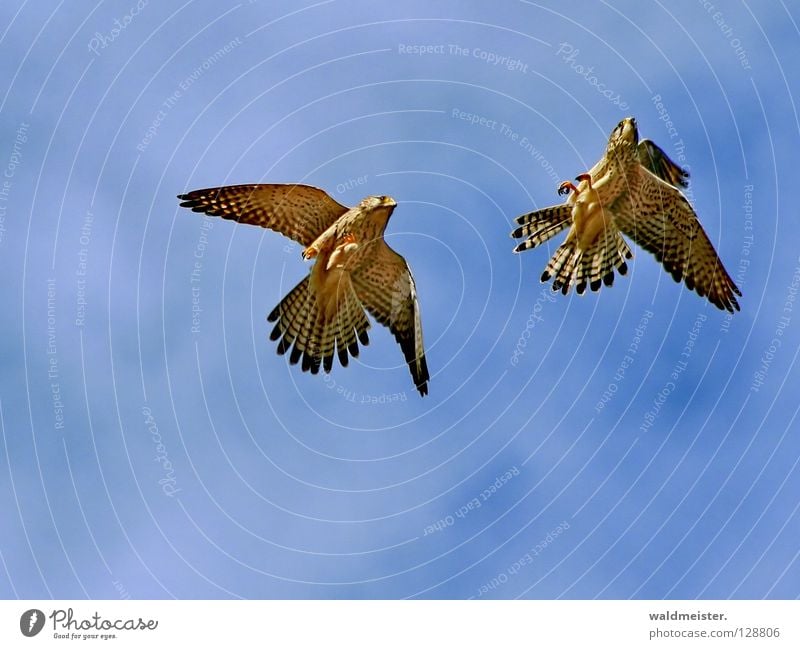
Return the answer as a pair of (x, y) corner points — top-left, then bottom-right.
(1, 0), (799, 599)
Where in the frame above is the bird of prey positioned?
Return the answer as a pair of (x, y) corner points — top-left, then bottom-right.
(511, 117), (741, 312)
(177, 184), (430, 395)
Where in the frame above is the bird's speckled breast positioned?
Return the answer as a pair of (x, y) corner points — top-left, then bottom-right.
(336, 208), (389, 270)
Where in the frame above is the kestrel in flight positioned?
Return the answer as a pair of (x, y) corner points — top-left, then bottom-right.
(178, 184), (430, 395)
(511, 117), (741, 312)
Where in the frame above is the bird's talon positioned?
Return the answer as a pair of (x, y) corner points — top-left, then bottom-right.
(302, 246), (318, 260)
(558, 181), (578, 196)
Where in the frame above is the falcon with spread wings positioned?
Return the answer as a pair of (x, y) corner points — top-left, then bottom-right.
(511, 117), (741, 312)
(178, 184), (430, 395)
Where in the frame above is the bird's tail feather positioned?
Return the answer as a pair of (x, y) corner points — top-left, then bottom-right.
(511, 205), (572, 252)
(541, 227), (633, 296)
(268, 274), (370, 374)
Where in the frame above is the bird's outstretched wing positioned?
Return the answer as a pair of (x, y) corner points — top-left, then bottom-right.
(177, 183), (349, 246)
(352, 242), (429, 395)
(637, 139), (689, 189)
(612, 172), (741, 312)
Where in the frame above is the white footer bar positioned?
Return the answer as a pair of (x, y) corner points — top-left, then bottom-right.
(1, 600), (797, 647)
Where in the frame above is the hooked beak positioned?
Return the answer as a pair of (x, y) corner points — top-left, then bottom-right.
(622, 117), (638, 142)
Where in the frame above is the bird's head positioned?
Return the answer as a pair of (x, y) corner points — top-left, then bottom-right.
(354, 195), (397, 233)
(360, 195), (398, 218)
(607, 116), (639, 158)
(362, 195), (397, 209)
